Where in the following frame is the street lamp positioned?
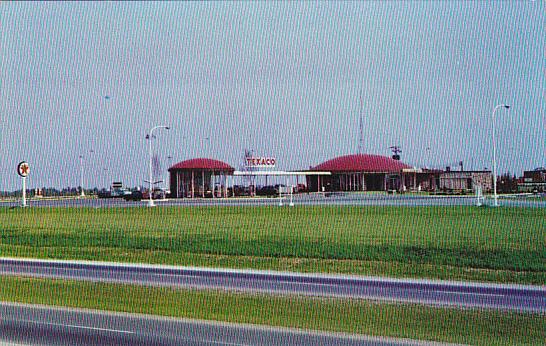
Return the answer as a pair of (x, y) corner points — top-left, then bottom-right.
(166, 155), (173, 197)
(103, 168), (109, 192)
(147, 125), (170, 207)
(79, 155), (85, 197)
(491, 104), (510, 207)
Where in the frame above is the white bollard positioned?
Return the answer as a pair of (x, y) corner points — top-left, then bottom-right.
(289, 185), (294, 207)
(475, 185), (483, 207)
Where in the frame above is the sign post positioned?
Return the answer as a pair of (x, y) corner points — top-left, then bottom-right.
(17, 161), (30, 207)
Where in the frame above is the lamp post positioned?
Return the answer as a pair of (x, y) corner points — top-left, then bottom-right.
(79, 155), (85, 197)
(491, 104), (510, 207)
(166, 155), (173, 198)
(147, 125), (170, 207)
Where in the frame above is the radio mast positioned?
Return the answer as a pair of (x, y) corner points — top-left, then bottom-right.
(358, 90), (364, 154)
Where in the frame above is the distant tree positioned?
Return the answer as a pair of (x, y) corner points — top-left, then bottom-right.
(41, 187), (60, 197)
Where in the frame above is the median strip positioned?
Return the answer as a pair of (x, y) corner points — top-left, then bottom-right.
(0, 276), (544, 345)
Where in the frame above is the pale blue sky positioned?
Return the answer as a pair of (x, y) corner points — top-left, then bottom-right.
(1, 1), (544, 190)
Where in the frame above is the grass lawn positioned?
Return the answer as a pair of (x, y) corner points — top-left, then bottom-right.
(1, 276), (544, 345)
(0, 206), (544, 284)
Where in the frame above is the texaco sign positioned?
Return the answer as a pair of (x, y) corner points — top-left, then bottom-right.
(17, 161), (30, 177)
(245, 157), (276, 168)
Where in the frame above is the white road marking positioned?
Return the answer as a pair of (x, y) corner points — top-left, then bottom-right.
(199, 340), (247, 346)
(413, 289), (507, 298)
(151, 273), (341, 287)
(38, 321), (135, 334)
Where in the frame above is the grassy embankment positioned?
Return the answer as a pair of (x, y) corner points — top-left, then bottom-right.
(1, 276), (544, 345)
(0, 206), (544, 284)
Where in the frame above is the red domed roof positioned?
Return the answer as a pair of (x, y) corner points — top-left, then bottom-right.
(312, 154), (411, 173)
(169, 158), (234, 171)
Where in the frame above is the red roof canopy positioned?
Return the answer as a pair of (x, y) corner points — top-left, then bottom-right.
(312, 154), (411, 173)
(169, 158), (235, 172)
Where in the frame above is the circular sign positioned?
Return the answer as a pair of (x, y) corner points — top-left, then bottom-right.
(17, 161), (30, 177)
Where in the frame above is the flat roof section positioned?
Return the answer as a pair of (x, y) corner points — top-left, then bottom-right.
(234, 171), (331, 176)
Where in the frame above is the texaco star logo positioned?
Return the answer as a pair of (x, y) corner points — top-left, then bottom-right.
(17, 161), (30, 177)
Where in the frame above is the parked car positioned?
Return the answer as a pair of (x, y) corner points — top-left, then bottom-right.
(296, 183), (308, 193)
(123, 190), (143, 201)
(256, 185), (277, 196)
(142, 189), (166, 200)
(230, 185), (252, 197)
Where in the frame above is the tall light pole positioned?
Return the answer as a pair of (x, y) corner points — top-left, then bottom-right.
(79, 155), (85, 197)
(166, 155), (173, 196)
(147, 125), (170, 207)
(203, 137), (211, 157)
(491, 104), (510, 207)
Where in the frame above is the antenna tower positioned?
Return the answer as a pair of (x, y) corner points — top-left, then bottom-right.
(241, 149), (255, 186)
(358, 90), (364, 154)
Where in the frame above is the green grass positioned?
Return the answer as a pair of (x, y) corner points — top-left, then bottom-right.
(0, 276), (543, 345)
(1, 206), (544, 284)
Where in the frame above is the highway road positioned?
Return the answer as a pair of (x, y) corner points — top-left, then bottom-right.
(0, 303), (454, 346)
(1, 193), (544, 208)
(1, 258), (544, 313)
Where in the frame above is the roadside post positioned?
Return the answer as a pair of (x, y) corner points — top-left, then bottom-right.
(475, 185), (483, 207)
(289, 185), (294, 207)
(17, 161), (30, 207)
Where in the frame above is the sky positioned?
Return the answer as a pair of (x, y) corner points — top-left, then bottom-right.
(1, 1), (544, 191)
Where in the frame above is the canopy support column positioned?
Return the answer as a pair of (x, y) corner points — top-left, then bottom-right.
(191, 171), (195, 198)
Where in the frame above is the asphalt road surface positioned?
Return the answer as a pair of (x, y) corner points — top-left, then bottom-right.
(1, 193), (544, 208)
(2, 258), (544, 313)
(0, 303), (454, 346)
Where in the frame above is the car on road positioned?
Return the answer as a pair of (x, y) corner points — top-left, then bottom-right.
(123, 190), (143, 201)
(98, 186), (132, 199)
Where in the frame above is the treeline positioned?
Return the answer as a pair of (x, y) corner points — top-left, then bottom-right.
(0, 187), (105, 198)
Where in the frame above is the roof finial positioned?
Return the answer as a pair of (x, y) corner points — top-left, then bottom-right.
(389, 146), (401, 160)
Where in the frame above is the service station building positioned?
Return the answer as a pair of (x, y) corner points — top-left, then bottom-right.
(168, 153), (493, 198)
(306, 154), (411, 192)
(168, 158), (235, 198)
